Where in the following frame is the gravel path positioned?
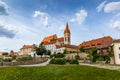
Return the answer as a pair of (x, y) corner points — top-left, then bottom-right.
(80, 63), (120, 71)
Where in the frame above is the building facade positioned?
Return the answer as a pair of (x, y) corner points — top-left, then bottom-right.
(19, 44), (37, 57)
(112, 39), (120, 64)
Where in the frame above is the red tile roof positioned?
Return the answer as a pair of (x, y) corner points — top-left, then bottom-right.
(79, 36), (113, 49)
(0, 52), (3, 55)
(55, 45), (62, 48)
(112, 39), (120, 43)
(64, 22), (70, 34)
(62, 44), (78, 49)
(56, 37), (64, 42)
(21, 45), (32, 49)
(42, 34), (56, 42)
(43, 41), (56, 45)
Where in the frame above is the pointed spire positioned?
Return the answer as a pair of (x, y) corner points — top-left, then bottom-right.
(64, 22), (70, 34)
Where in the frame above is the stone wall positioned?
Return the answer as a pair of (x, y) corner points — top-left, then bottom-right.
(0, 58), (48, 66)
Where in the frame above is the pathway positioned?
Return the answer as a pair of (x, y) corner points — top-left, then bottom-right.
(19, 59), (51, 67)
(80, 63), (120, 71)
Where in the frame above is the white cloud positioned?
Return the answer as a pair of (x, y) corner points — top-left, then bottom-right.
(0, 0), (8, 15)
(59, 25), (65, 31)
(104, 2), (120, 13)
(33, 11), (49, 27)
(110, 20), (120, 30)
(97, 0), (107, 12)
(70, 10), (87, 25)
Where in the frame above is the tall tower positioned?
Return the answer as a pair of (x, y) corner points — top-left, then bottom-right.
(64, 22), (71, 45)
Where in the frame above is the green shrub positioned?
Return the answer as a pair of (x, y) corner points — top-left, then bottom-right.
(3, 59), (12, 62)
(49, 58), (66, 65)
(17, 56), (33, 61)
(69, 59), (79, 64)
(75, 55), (80, 60)
(52, 53), (65, 58)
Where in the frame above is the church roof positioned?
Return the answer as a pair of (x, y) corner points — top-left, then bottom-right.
(64, 22), (70, 34)
(56, 37), (64, 42)
(42, 34), (56, 42)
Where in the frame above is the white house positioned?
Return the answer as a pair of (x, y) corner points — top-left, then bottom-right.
(112, 39), (120, 64)
(18, 44), (38, 57)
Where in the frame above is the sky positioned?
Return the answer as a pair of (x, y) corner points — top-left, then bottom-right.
(0, 0), (120, 52)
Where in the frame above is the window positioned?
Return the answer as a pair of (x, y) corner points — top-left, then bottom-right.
(119, 47), (120, 50)
(119, 54), (120, 59)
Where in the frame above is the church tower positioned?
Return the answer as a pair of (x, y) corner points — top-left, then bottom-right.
(64, 22), (71, 45)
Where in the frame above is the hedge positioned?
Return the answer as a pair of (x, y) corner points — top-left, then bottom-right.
(49, 58), (66, 65)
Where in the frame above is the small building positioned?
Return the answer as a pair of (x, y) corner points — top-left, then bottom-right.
(112, 39), (120, 64)
(18, 44), (37, 57)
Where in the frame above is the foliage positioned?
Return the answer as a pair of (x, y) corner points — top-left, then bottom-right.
(63, 49), (69, 54)
(49, 58), (66, 64)
(36, 44), (47, 57)
(79, 46), (85, 52)
(17, 56), (33, 61)
(69, 59), (79, 64)
(0, 58), (3, 62)
(109, 45), (114, 57)
(3, 58), (12, 62)
(12, 55), (16, 60)
(0, 65), (120, 80)
(46, 50), (51, 55)
(2, 52), (8, 56)
(52, 53), (65, 58)
(75, 55), (80, 60)
(87, 48), (98, 62)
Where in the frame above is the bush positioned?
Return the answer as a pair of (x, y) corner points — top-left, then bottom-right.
(75, 55), (80, 60)
(3, 59), (12, 62)
(17, 56), (33, 61)
(49, 58), (66, 65)
(52, 53), (65, 58)
(69, 59), (79, 64)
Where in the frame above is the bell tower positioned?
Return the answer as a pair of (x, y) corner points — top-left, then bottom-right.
(64, 22), (71, 45)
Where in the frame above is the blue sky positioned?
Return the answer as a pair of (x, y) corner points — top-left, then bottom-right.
(0, 0), (120, 52)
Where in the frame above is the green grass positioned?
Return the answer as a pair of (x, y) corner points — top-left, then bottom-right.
(0, 65), (120, 80)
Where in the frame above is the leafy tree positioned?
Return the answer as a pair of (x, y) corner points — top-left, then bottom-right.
(12, 55), (16, 60)
(63, 49), (68, 54)
(109, 45), (114, 57)
(36, 44), (47, 57)
(46, 50), (51, 55)
(2, 52), (8, 56)
(87, 48), (98, 62)
(79, 46), (85, 52)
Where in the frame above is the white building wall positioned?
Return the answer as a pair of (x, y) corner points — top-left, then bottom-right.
(113, 43), (120, 64)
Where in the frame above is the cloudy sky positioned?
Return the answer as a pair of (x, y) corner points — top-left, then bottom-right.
(0, 0), (120, 52)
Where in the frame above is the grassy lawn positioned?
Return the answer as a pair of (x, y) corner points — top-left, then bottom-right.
(0, 65), (120, 80)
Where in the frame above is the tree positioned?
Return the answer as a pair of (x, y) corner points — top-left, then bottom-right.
(12, 55), (16, 60)
(46, 50), (51, 55)
(63, 49), (68, 54)
(87, 48), (98, 62)
(108, 45), (115, 64)
(79, 46), (85, 52)
(2, 52), (8, 56)
(36, 44), (47, 57)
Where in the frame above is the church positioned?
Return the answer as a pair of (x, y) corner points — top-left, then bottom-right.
(42, 22), (79, 54)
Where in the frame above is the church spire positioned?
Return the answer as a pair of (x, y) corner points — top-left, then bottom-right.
(64, 22), (70, 34)
(64, 22), (71, 45)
